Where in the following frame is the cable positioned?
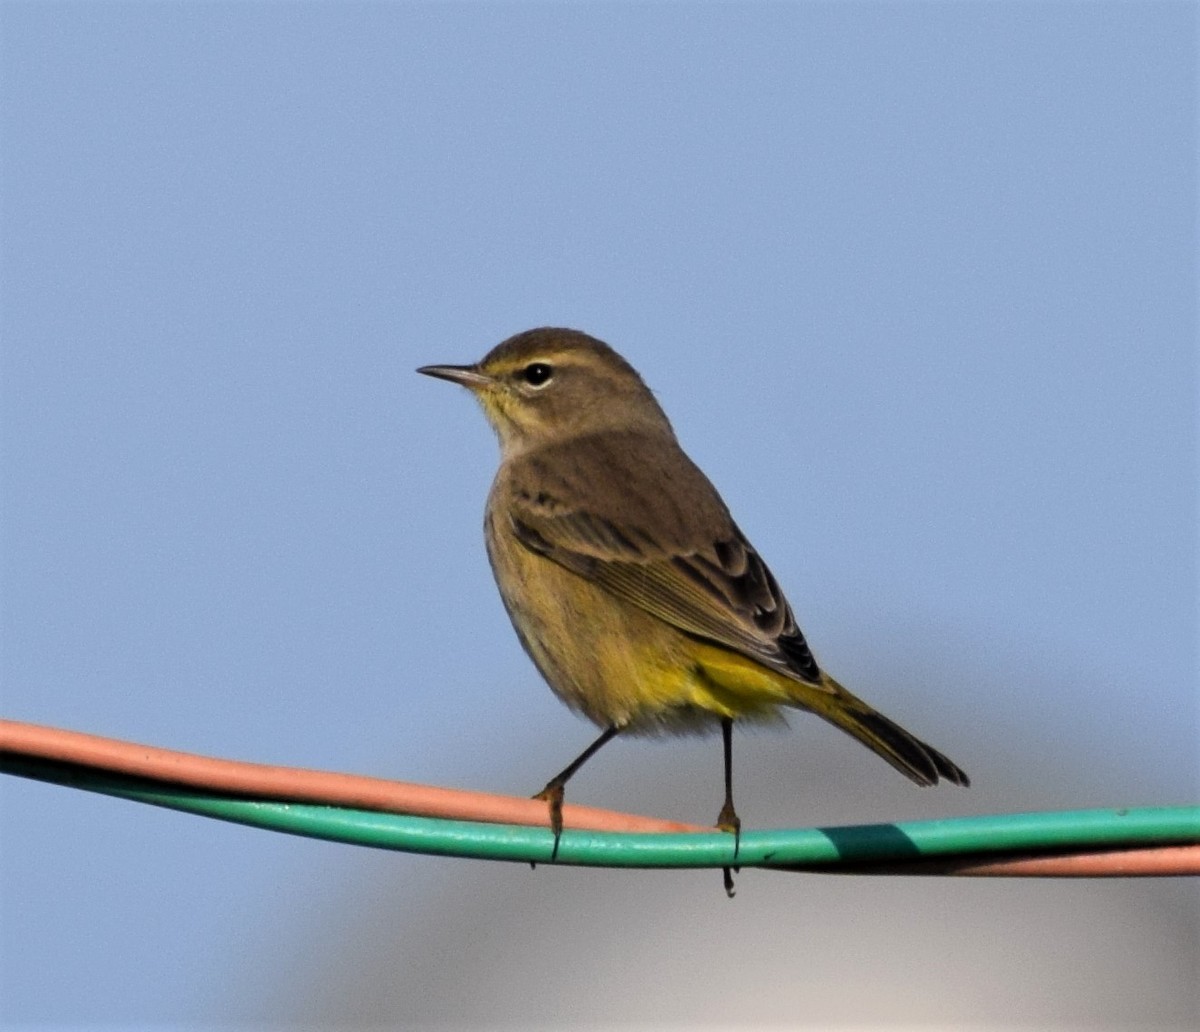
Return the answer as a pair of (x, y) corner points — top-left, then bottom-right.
(3, 719), (1198, 877)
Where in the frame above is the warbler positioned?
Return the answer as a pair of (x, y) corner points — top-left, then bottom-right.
(419, 328), (968, 887)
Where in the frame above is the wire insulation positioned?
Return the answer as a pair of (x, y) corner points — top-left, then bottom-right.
(5, 734), (1198, 877)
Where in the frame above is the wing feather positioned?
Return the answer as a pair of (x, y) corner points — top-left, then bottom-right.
(503, 432), (825, 686)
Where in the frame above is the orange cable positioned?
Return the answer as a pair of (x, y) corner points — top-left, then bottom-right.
(0, 718), (702, 833)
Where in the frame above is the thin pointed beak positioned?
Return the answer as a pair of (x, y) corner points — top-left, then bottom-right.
(416, 364), (494, 389)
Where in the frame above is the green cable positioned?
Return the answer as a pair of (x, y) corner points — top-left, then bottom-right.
(6, 754), (1198, 869)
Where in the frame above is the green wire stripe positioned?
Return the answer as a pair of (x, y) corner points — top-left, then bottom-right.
(8, 754), (1198, 869)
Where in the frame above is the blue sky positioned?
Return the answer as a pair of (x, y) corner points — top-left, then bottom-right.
(2, 2), (1196, 1027)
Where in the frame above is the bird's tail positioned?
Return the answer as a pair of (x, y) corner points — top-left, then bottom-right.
(794, 674), (970, 787)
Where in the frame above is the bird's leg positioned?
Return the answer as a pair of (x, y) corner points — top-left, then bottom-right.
(715, 717), (741, 842)
(534, 724), (621, 860)
(716, 717), (741, 897)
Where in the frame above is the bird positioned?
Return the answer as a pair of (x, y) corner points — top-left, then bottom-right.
(418, 327), (968, 892)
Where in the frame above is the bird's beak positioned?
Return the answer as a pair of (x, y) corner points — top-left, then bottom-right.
(416, 364), (494, 390)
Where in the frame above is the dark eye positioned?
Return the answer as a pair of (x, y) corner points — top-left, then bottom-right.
(521, 362), (553, 387)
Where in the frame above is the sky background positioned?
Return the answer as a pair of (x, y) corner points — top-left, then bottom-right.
(2, 2), (1196, 1028)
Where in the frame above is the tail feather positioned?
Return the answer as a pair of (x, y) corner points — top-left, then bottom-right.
(801, 675), (970, 788)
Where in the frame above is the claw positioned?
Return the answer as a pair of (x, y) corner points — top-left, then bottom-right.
(534, 780), (565, 860)
(716, 803), (741, 898)
(716, 801), (741, 858)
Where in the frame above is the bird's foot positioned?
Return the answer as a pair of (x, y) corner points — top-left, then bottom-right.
(716, 803), (742, 898)
(533, 780), (565, 861)
(716, 802), (741, 855)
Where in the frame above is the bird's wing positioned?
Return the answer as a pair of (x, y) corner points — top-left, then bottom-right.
(503, 433), (827, 687)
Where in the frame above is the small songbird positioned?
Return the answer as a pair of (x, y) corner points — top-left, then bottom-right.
(419, 328), (968, 891)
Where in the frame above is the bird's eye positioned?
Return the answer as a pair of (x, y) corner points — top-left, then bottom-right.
(521, 362), (554, 388)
